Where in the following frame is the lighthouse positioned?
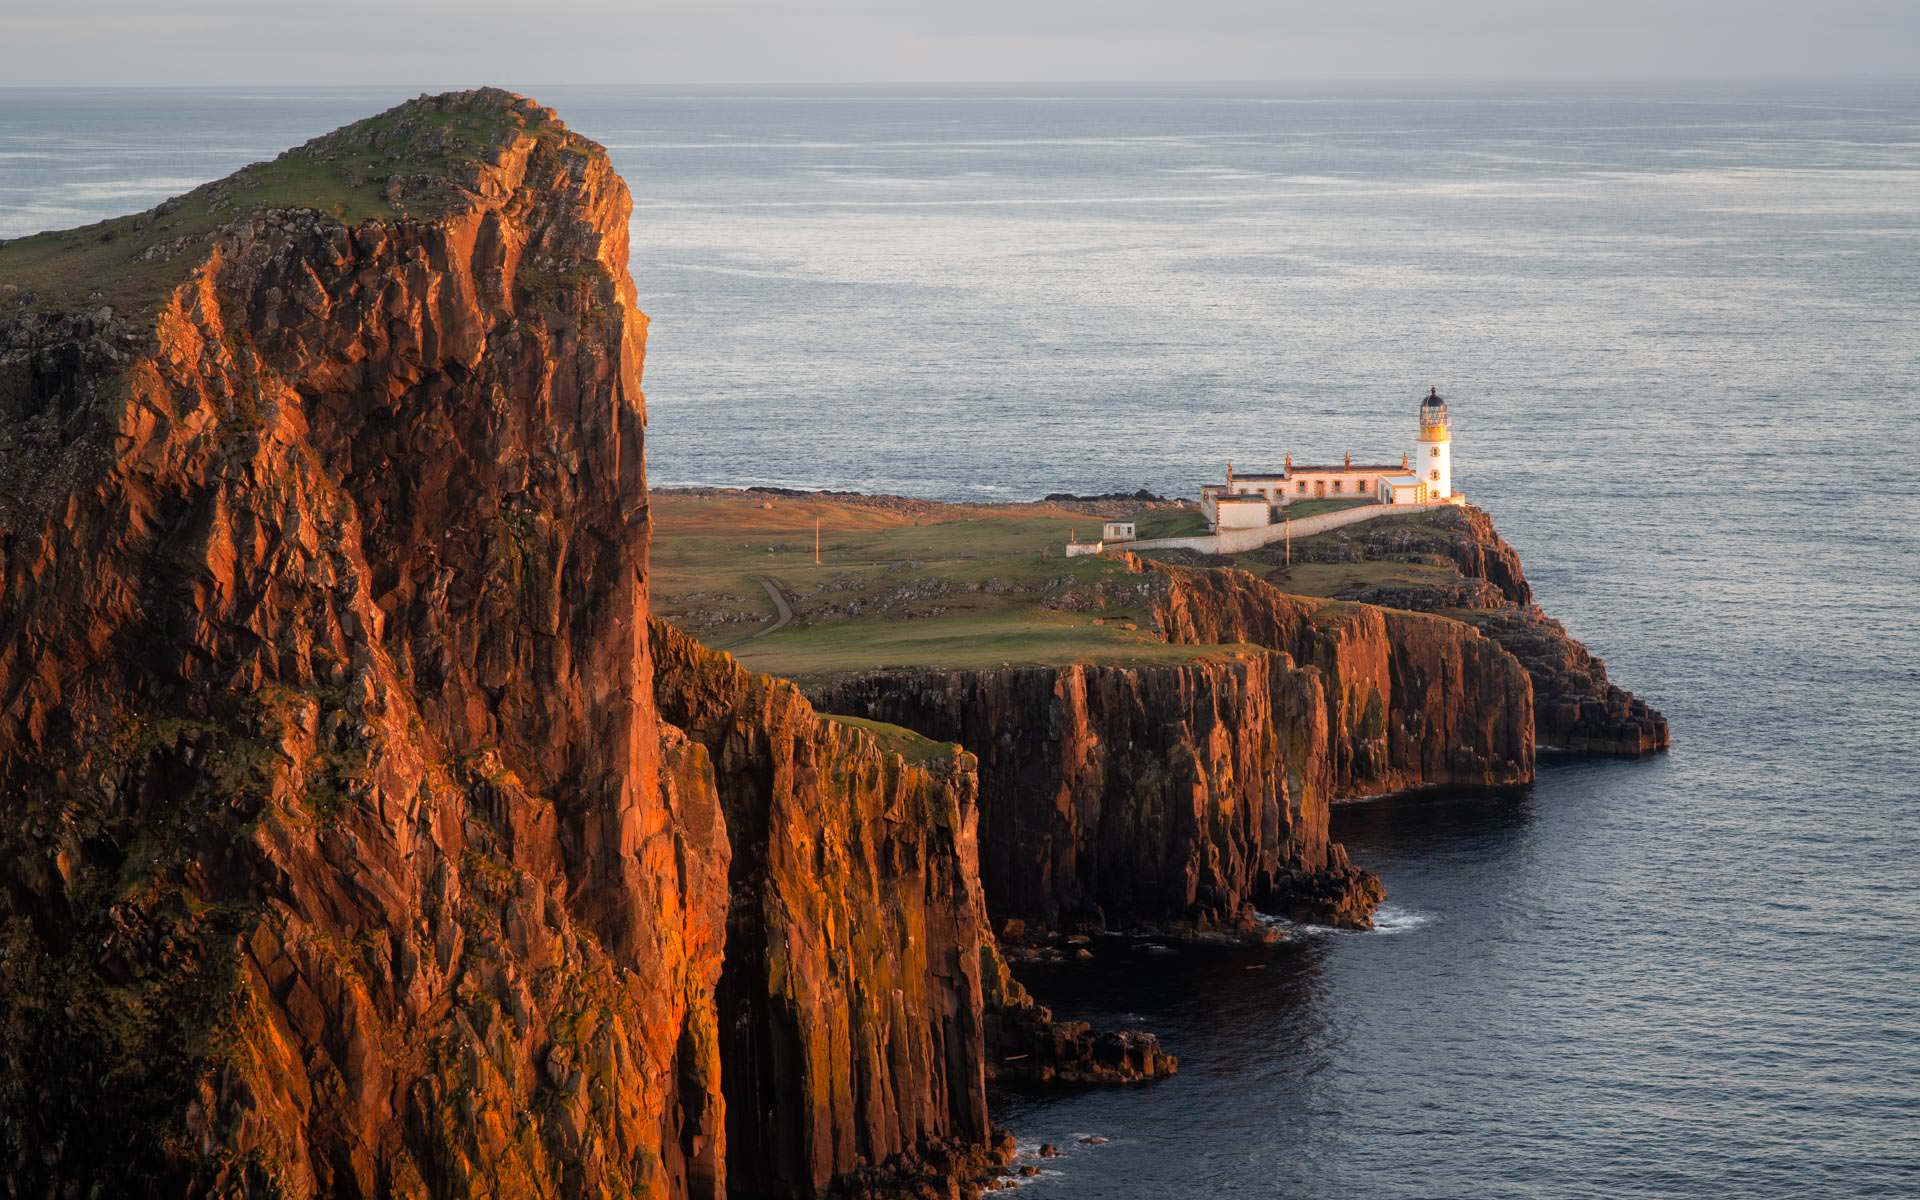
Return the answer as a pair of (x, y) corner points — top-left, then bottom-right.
(1417, 386), (1452, 500)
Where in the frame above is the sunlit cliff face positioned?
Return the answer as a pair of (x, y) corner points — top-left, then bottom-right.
(0, 90), (1004, 1197)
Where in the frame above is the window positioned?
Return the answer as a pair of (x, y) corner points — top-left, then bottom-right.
(1333, 481), (1342, 493)
(1431, 447), (1441, 457)
(1297, 482), (1306, 493)
(1430, 469), (1440, 481)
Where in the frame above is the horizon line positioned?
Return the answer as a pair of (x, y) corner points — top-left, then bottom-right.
(4, 74), (1919, 91)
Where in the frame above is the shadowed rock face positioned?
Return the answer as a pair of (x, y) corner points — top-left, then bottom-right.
(0, 90), (1001, 1198)
(1459, 606), (1669, 754)
(1150, 564), (1536, 797)
(1264, 507), (1668, 756)
(816, 649), (1384, 934)
(813, 551), (1560, 940)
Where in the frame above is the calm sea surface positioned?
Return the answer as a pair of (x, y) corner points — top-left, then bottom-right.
(4, 83), (1917, 1197)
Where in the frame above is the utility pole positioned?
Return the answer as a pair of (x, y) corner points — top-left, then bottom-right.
(1286, 516), (1292, 566)
(814, 517), (821, 565)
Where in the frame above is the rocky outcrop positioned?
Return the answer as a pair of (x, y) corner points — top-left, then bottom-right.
(1150, 564), (1536, 796)
(816, 645), (1386, 935)
(1252, 506), (1667, 756)
(1258, 504), (1531, 606)
(1426, 513), (1667, 755)
(1458, 607), (1669, 754)
(1420, 505), (1531, 605)
(978, 943), (1175, 1086)
(0, 90), (1011, 1199)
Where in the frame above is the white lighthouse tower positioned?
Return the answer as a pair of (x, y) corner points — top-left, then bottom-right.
(1417, 386), (1452, 499)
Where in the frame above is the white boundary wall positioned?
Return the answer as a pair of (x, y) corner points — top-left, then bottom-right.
(1124, 501), (1453, 555)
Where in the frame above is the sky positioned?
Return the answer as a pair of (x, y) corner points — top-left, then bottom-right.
(3, 0), (1916, 86)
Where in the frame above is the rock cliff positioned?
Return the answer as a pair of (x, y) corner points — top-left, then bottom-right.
(814, 555), (1530, 937)
(816, 646), (1385, 935)
(1149, 563), (1535, 796)
(1457, 606), (1668, 755)
(1255, 506), (1667, 755)
(647, 621), (1000, 1197)
(0, 90), (1009, 1198)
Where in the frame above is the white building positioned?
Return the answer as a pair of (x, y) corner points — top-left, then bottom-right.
(1416, 385), (1452, 498)
(1213, 495), (1272, 529)
(1376, 474), (1426, 505)
(1200, 387), (1464, 531)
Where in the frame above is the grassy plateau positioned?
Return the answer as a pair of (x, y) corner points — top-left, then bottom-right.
(648, 491), (1245, 684)
(650, 489), (1480, 686)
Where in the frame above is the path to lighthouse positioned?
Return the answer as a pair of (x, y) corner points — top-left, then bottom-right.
(1124, 500), (1461, 556)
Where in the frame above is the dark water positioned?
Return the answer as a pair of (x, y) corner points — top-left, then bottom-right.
(4, 84), (1918, 1197)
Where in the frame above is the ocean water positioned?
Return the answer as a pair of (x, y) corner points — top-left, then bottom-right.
(4, 83), (1917, 1197)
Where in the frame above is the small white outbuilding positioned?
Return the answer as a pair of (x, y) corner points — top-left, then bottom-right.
(1214, 496), (1272, 529)
(1376, 475), (1427, 505)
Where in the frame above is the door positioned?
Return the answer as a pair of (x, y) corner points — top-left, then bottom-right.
(1313, 481), (1326, 499)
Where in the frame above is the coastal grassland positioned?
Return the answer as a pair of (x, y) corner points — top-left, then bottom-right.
(0, 159), (390, 315)
(1261, 559), (1463, 597)
(0, 93), (569, 314)
(1132, 508), (1210, 538)
(1268, 497), (1375, 520)
(818, 714), (963, 765)
(648, 490), (1238, 682)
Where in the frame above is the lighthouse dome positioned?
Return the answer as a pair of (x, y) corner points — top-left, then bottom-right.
(1419, 385), (1449, 431)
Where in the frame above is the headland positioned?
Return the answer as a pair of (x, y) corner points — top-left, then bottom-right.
(0, 89), (1666, 1199)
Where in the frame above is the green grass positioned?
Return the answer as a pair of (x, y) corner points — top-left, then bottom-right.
(1258, 559), (1461, 598)
(1132, 507), (1479, 599)
(735, 608), (1236, 683)
(0, 161), (389, 315)
(1274, 498), (1375, 520)
(650, 491), (1240, 681)
(1132, 508), (1209, 539)
(819, 714), (963, 764)
(0, 92), (572, 315)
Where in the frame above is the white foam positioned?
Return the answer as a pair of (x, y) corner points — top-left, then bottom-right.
(1370, 904), (1435, 934)
(1259, 903), (1434, 937)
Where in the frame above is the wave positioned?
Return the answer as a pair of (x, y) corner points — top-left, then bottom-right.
(1263, 903), (1435, 937)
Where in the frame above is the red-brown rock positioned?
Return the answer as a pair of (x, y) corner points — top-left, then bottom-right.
(0, 90), (1006, 1199)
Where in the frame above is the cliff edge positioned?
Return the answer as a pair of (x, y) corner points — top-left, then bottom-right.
(0, 91), (1011, 1198)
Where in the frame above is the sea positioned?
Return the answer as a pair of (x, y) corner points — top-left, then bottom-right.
(3, 82), (1916, 1197)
